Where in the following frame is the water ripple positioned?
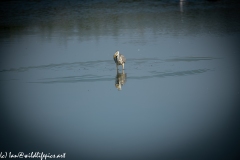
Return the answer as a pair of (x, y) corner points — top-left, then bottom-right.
(165, 56), (218, 62)
(31, 76), (115, 84)
(0, 57), (216, 73)
(29, 69), (210, 84)
(0, 57), (216, 83)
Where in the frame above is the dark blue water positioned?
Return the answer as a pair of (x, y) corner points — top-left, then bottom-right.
(1, 1), (240, 160)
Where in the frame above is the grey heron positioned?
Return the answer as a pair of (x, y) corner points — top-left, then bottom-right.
(113, 51), (126, 70)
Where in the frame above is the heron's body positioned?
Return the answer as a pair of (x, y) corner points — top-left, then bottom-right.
(113, 51), (126, 70)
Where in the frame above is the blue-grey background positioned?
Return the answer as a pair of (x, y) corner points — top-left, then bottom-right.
(1, 0), (240, 159)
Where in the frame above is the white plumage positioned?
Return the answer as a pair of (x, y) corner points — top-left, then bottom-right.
(113, 51), (126, 70)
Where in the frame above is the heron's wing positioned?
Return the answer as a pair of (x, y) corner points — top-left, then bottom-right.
(120, 54), (126, 63)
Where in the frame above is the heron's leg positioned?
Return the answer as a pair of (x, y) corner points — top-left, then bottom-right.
(116, 64), (118, 70)
(122, 63), (124, 70)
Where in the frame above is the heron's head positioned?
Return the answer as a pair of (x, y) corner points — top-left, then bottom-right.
(115, 51), (120, 57)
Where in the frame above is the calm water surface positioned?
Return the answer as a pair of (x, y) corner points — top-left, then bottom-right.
(1, 1), (240, 159)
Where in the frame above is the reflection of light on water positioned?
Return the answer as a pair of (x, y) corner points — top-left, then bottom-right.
(180, 0), (185, 12)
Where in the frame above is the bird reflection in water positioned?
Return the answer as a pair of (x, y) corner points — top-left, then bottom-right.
(115, 70), (127, 91)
